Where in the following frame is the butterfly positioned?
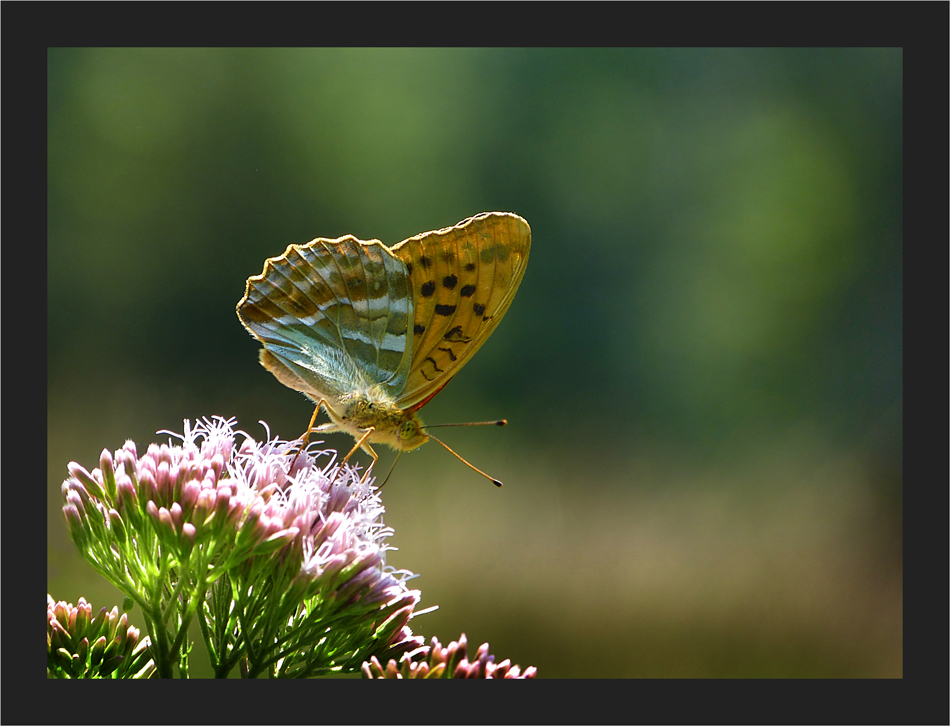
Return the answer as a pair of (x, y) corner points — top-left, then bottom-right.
(236, 212), (531, 485)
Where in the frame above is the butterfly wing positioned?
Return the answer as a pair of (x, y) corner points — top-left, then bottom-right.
(389, 212), (531, 411)
(236, 236), (414, 405)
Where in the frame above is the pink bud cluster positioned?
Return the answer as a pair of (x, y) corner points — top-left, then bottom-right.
(47, 595), (154, 679)
(362, 632), (537, 679)
(61, 419), (315, 567)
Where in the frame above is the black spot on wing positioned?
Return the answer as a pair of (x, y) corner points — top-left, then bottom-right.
(421, 356), (444, 381)
(443, 326), (471, 343)
(437, 346), (459, 361)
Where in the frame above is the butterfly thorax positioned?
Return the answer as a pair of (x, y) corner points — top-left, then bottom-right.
(332, 388), (429, 453)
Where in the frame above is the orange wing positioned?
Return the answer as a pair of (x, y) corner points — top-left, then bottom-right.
(389, 212), (530, 411)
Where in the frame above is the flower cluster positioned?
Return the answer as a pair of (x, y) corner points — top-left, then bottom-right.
(47, 595), (155, 679)
(362, 633), (537, 679)
(60, 417), (423, 678)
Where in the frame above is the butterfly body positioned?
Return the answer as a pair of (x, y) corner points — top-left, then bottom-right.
(318, 384), (429, 453)
(237, 212), (530, 462)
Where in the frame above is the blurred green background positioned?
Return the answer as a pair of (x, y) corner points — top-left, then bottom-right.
(48, 48), (901, 678)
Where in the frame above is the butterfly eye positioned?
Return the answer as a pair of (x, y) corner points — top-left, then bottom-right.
(399, 420), (420, 441)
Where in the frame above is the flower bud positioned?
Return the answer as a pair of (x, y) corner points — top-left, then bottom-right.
(67, 462), (105, 501)
(100, 448), (117, 501)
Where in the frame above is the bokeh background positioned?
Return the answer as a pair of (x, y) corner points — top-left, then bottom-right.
(48, 48), (902, 678)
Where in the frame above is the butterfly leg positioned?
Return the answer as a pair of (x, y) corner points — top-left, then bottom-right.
(289, 400), (330, 470)
(338, 429), (379, 486)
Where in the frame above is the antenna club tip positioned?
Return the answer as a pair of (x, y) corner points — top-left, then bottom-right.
(496, 419), (508, 426)
(492, 479), (503, 488)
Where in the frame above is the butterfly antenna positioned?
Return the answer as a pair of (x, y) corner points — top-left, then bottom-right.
(424, 419), (508, 429)
(424, 432), (504, 487)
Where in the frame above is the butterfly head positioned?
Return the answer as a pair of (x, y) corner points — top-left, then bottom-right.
(395, 416), (429, 452)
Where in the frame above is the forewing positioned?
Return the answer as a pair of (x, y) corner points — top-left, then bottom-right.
(236, 236), (413, 402)
(389, 212), (531, 411)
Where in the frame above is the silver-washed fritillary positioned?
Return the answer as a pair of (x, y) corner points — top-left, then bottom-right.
(236, 212), (531, 484)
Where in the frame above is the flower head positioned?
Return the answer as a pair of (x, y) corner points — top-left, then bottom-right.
(61, 417), (424, 678)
